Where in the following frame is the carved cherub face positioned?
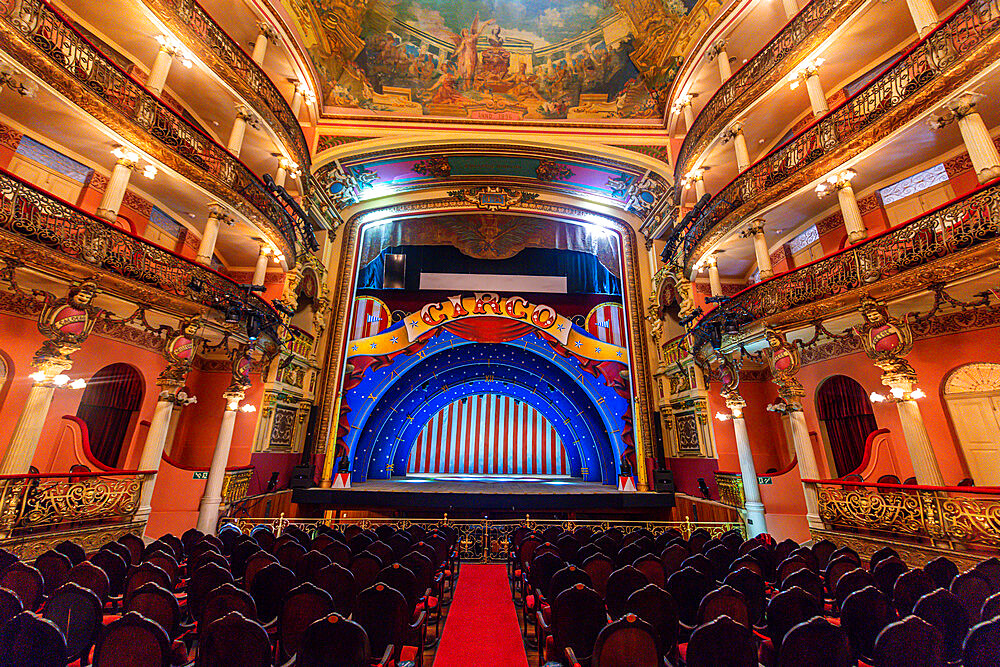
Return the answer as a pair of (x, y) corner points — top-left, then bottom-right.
(69, 283), (98, 308)
(766, 330), (782, 348)
(181, 319), (200, 337)
(862, 304), (887, 325)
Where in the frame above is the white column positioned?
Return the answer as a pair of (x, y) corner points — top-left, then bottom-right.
(837, 182), (868, 244)
(197, 392), (243, 533)
(96, 156), (137, 222)
(163, 406), (183, 456)
(135, 385), (180, 527)
(882, 376), (945, 486)
(729, 123), (751, 172)
(708, 258), (723, 297)
(743, 221), (773, 279)
(146, 45), (176, 96)
(290, 87), (304, 118)
(952, 102), (1000, 182)
(781, 0), (799, 19)
(709, 40), (731, 83)
(227, 107), (255, 158)
(905, 0), (939, 37)
(693, 173), (706, 200)
(0, 362), (71, 475)
(728, 397), (768, 537)
(803, 69), (828, 116)
(196, 204), (224, 265)
(252, 23), (276, 65)
(275, 163), (288, 189)
(787, 406), (823, 529)
(252, 245), (270, 286)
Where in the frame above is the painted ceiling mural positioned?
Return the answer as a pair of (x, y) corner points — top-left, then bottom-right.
(282, 0), (694, 122)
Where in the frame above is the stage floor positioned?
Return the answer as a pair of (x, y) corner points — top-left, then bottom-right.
(292, 474), (675, 514)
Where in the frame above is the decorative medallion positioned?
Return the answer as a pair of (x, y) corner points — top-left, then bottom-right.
(447, 186), (539, 211)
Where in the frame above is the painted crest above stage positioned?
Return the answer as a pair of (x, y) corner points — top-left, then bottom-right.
(277, 0), (693, 123)
(337, 293), (635, 485)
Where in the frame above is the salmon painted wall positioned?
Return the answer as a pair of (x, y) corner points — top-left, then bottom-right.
(706, 380), (788, 476)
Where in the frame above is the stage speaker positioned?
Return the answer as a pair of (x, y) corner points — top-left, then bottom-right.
(653, 469), (674, 493)
(383, 253), (406, 289)
(290, 465), (315, 488)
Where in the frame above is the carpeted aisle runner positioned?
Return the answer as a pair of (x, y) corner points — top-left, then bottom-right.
(433, 564), (530, 667)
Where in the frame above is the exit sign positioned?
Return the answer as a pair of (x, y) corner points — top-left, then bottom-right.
(193, 471), (209, 479)
(758, 476), (772, 485)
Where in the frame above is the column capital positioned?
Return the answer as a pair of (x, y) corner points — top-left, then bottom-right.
(815, 168), (857, 198)
(234, 105), (259, 127)
(706, 39), (728, 61)
(721, 121), (743, 143)
(673, 93), (694, 111)
(257, 22), (279, 42)
(206, 202), (233, 225)
(724, 394), (746, 413)
(223, 389), (246, 409)
(740, 219), (766, 237)
(794, 58), (824, 81)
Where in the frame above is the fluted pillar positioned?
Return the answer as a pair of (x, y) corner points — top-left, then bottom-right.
(742, 221), (773, 279)
(163, 406), (183, 456)
(727, 396), (768, 537)
(947, 94), (1000, 182)
(135, 381), (183, 527)
(197, 390), (244, 533)
(787, 405), (823, 528)
(675, 96), (695, 131)
(708, 40), (731, 83)
(227, 107), (255, 158)
(781, 0), (799, 19)
(905, 0), (939, 36)
(795, 64), (828, 116)
(96, 155), (137, 222)
(836, 181), (868, 244)
(708, 257), (723, 297)
(883, 375), (945, 486)
(728, 123), (751, 172)
(0, 360), (73, 475)
(196, 204), (225, 265)
(252, 23), (276, 65)
(252, 245), (270, 287)
(146, 43), (176, 96)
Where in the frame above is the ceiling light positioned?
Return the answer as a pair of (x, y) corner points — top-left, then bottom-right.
(52, 374), (70, 386)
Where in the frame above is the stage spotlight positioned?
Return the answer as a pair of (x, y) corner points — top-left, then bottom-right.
(246, 314), (261, 341)
(273, 300), (295, 317)
(698, 477), (712, 499)
(224, 301), (242, 324)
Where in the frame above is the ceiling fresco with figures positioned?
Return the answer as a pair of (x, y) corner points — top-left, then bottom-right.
(280, 0), (695, 123)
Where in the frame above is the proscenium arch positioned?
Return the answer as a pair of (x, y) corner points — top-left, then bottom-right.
(352, 343), (618, 484)
(396, 383), (581, 476)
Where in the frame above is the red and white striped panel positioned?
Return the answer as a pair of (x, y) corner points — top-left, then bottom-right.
(407, 394), (571, 476)
(350, 297), (390, 341)
(585, 303), (626, 347)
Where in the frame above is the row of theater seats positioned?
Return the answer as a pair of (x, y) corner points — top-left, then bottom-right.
(507, 525), (1000, 666)
(0, 522), (460, 666)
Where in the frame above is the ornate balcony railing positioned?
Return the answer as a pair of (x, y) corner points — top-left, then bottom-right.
(0, 0), (302, 262)
(696, 178), (1000, 330)
(0, 168), (282, 328)
(283, 325), (314, 359)
(674, 0), (866, 187)
(677, 0), (1000, 270)
(141, 0), (309, 169)
(804, 478), (1000, 553)
(222, 517), (744, 562)
(221, 466), (253, 504)
(715, 471), (746, 509)
(0, 470), (154, 539)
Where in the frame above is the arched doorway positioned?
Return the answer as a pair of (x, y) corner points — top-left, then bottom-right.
(76, 363), (144, 468)
(944, 363), (1000, 485)
(817, 375), (878, 477)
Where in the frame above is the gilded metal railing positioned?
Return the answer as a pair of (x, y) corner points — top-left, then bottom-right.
(222, 516), (745, 562)
(674, 0), (865, 187)
(715, 472), (746, 509)
(0, 471), (153, 538)
(0, 0), (300, 262)
(679, 0), (1000, 269)
(0, 168), (282, 328)
(221, 467), (253, 505)
(696, 178), (1000, 328)
(141, 0), (308, 169)
(805, 479), (1000, 552)
(283, 326), (314, 359)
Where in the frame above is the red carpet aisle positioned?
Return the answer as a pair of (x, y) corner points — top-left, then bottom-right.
(433, 564), (530, 667)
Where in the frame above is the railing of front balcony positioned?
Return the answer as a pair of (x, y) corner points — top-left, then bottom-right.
(0, 470), (154, 539)
(677, 0), (1000, 268)
(0, 168), (282, 329)
(146, 0), (309, 169)
(695, 177), (1000, 329)
(0, 0), (301, 262)
(674, 0), (862, 187)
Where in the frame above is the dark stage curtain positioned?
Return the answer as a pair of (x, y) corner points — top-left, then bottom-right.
(817, 375), (878, 477)
(76, 363), (143, 468)
(358, 245), (622, 295)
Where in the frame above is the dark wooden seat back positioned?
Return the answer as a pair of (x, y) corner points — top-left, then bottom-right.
(551, 584), (607, 665)
(0, 610), (67, 666)
(297, 614), (371, 667)
(963, 616), (1000, 667)
(0, 562), (44, 611)
(197, 611), (271, 667)
(951, 571), (993, 623)
(913, 588), (971, 663)
(606, 565), (650, 620)
(42, 582), (102, 661)
(698, 584), (749, 627)
(34, 549), (72, 596)
(94, 611), (170, 667)
(841, 585), (897, 662)
(872, 615), (945, 667)
(249, 561), (298, 624)
(766, 585), (822, 652)
(354, 583), (409, 663)
(126, 581), (181, 638)
(625, 584), (678, 653)
(723, 566), (767, 626)
(593, 613), (660, 667)
(278, 582), (335, 660)
(315, 562), (359, 618)
(666, 566), (714, 626)
(201, 582), (257, 630)
(550, 565), (593, 600)
(582, 553), (614, 599)
(777, 616), (851, 667)
(686, 615), (756, 667)
(893, 568), (936, 615)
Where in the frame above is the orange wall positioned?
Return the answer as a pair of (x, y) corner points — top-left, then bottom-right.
(706, 379), (787, 475)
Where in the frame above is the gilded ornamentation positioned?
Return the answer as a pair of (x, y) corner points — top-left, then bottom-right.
(447, 186), (540, 211)
(943, 363), (1000, 394)
(412, 156), (451, 179)
(853, 295), (916, 381)
(715, 472), (745, 509)
(763, 327), (804, 402)
(160, 316), (201, 384)
(32, 280), (107, 370)
(535, 160), (574, 182)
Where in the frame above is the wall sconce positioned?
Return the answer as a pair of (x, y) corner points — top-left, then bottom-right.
(30, 371), (86, 389)
(715, 411), (732, 422)
(240, 403), (257, 413)
(870, 387), (925, 403)
(815, 168), (856, 198)
(789, 57), (825, 89)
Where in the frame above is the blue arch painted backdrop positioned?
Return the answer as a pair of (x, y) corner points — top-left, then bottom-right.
(342, 330), (628, 484)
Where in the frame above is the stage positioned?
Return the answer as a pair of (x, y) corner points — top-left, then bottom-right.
(292, 474), (675, 516)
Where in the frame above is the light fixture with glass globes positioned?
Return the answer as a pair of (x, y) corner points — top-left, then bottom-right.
(29, 371), (86, 389)
(870, 387), (926, 403)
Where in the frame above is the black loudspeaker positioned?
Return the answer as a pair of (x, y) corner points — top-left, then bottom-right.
(653, 470), (675, 493)
(383, 253), (406, 289)
(290, 465), (315, 488)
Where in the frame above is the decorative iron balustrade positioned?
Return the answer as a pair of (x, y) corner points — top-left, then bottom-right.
(283, 326), (314, 359)
(805, 479), (1000, 552)
(0, 168), (282, 329)
(142, 0), (308, 169)
(223, 516), (745, 562)
(0, 0), (301, 262)
(678, 0), (1000, 269)
(715, 471), (746, 509)
(0, 470), (152, 538)
(674, 0), (864, 188)
(696, 178), (1000, 329)
(221, 467), (253, 504)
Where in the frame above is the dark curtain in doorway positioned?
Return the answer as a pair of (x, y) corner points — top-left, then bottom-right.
(817, 375), (878, 477)
(76, 363), (143, 468)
